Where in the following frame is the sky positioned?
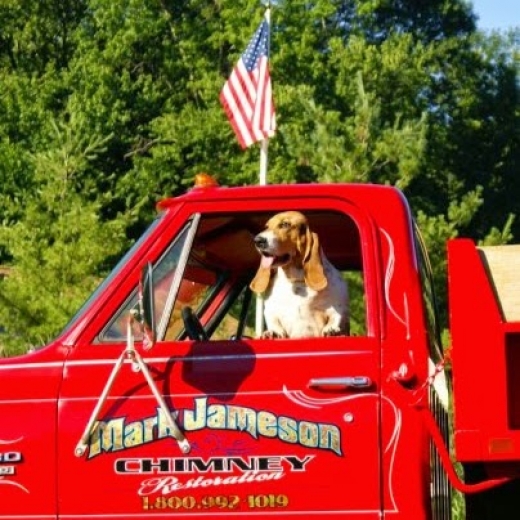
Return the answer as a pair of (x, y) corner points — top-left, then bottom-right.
(470, 0), (519, 31)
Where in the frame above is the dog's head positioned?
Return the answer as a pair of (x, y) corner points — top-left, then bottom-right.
(250, 211), (328, 294)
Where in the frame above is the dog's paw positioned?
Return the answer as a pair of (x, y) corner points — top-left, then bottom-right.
(262, 330), (285, 339)
(322, 326), (342, 337)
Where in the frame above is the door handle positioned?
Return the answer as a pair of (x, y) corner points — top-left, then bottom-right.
(308, 376), (373, 390)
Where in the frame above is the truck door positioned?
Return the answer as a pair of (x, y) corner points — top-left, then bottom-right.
(56, 204), (384, 519)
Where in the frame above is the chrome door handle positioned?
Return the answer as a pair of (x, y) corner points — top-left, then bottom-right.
(308, 376), (373, 390)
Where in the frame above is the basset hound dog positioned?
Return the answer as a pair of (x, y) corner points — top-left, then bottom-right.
(250, 211), (349, 339)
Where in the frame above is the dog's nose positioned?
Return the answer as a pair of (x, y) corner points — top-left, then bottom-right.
(254, 235), (268, 250)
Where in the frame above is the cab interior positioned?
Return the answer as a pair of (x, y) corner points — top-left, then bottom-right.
(178, 210), (365, 340)
(101, 209), (366, 342)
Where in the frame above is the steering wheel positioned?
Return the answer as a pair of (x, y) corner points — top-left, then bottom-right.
(182, 307), (209, 341)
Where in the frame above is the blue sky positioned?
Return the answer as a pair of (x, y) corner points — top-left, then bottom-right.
(470, 0), (519, 31)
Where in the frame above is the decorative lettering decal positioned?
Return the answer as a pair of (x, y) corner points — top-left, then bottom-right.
(115, 455), (313, 474)
(141, 493), (289, 511)
(86, 397), (341, 458)
(0, 438), (28, 493)
(114, 455), (313, 495)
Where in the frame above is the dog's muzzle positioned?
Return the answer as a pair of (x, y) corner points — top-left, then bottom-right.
(254, 235), (269, 250)
(254, 235), (291, 268)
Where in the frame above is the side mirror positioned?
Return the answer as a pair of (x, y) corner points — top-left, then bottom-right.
(139, 262), (156, 349)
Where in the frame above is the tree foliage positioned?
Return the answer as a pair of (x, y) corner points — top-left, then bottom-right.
(0, 115), (130, 351)
(0, 0), (517, 355)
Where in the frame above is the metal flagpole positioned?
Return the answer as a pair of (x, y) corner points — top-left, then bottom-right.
(255, 4), (271, 338)
(255, 138), (269, 338)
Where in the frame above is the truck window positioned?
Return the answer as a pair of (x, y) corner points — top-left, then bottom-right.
(100, 210), (366, 342)
(210, 269), (366, 340)
(184, 210), (367, 340)
(414, 224), (443, 362)
(211, 284), (256, 340)
(101, 219), (227, 342)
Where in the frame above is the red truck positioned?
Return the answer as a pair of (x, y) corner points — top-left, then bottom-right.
(1, 176), (519, 520)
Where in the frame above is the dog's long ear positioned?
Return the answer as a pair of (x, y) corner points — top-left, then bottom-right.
(250, 266), (272, 294)
(303, 231), (328, 291)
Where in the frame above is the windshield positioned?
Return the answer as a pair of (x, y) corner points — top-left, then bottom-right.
(56, 215), (163, 339)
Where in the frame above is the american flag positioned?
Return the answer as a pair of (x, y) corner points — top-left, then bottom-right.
(220, 18), (276, 149)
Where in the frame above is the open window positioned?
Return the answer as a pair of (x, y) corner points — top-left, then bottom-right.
(100, 209), (366, 343)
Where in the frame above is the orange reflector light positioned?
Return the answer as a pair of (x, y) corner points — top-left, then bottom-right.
(194, 172), (219, 188)
(489, 438), (514, 454)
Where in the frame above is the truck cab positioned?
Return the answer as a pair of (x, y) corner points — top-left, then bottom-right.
(0, 180), (448, 519)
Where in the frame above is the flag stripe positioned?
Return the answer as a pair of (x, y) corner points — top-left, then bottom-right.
(220, 17), (276, 149)
(220, 87), (251, 148)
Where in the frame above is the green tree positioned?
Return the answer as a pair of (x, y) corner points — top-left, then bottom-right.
(0, 115), (129, 355)
(0, 0), (517, 354)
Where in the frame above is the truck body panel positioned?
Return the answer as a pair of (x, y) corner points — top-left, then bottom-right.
(0, 346), (65, 519)
(449, 239), (520, 464)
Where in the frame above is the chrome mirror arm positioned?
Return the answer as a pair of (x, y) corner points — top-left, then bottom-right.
(74, 311), (190, 457)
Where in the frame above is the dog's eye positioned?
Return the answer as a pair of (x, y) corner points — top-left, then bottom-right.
(279, 221), (291, 229)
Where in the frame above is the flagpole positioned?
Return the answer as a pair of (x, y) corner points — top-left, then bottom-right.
(259, 139), (268, 185)
(258, 4), (271, 187)
(255, 140), (269, 337)
(255, 5), (271, 338)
